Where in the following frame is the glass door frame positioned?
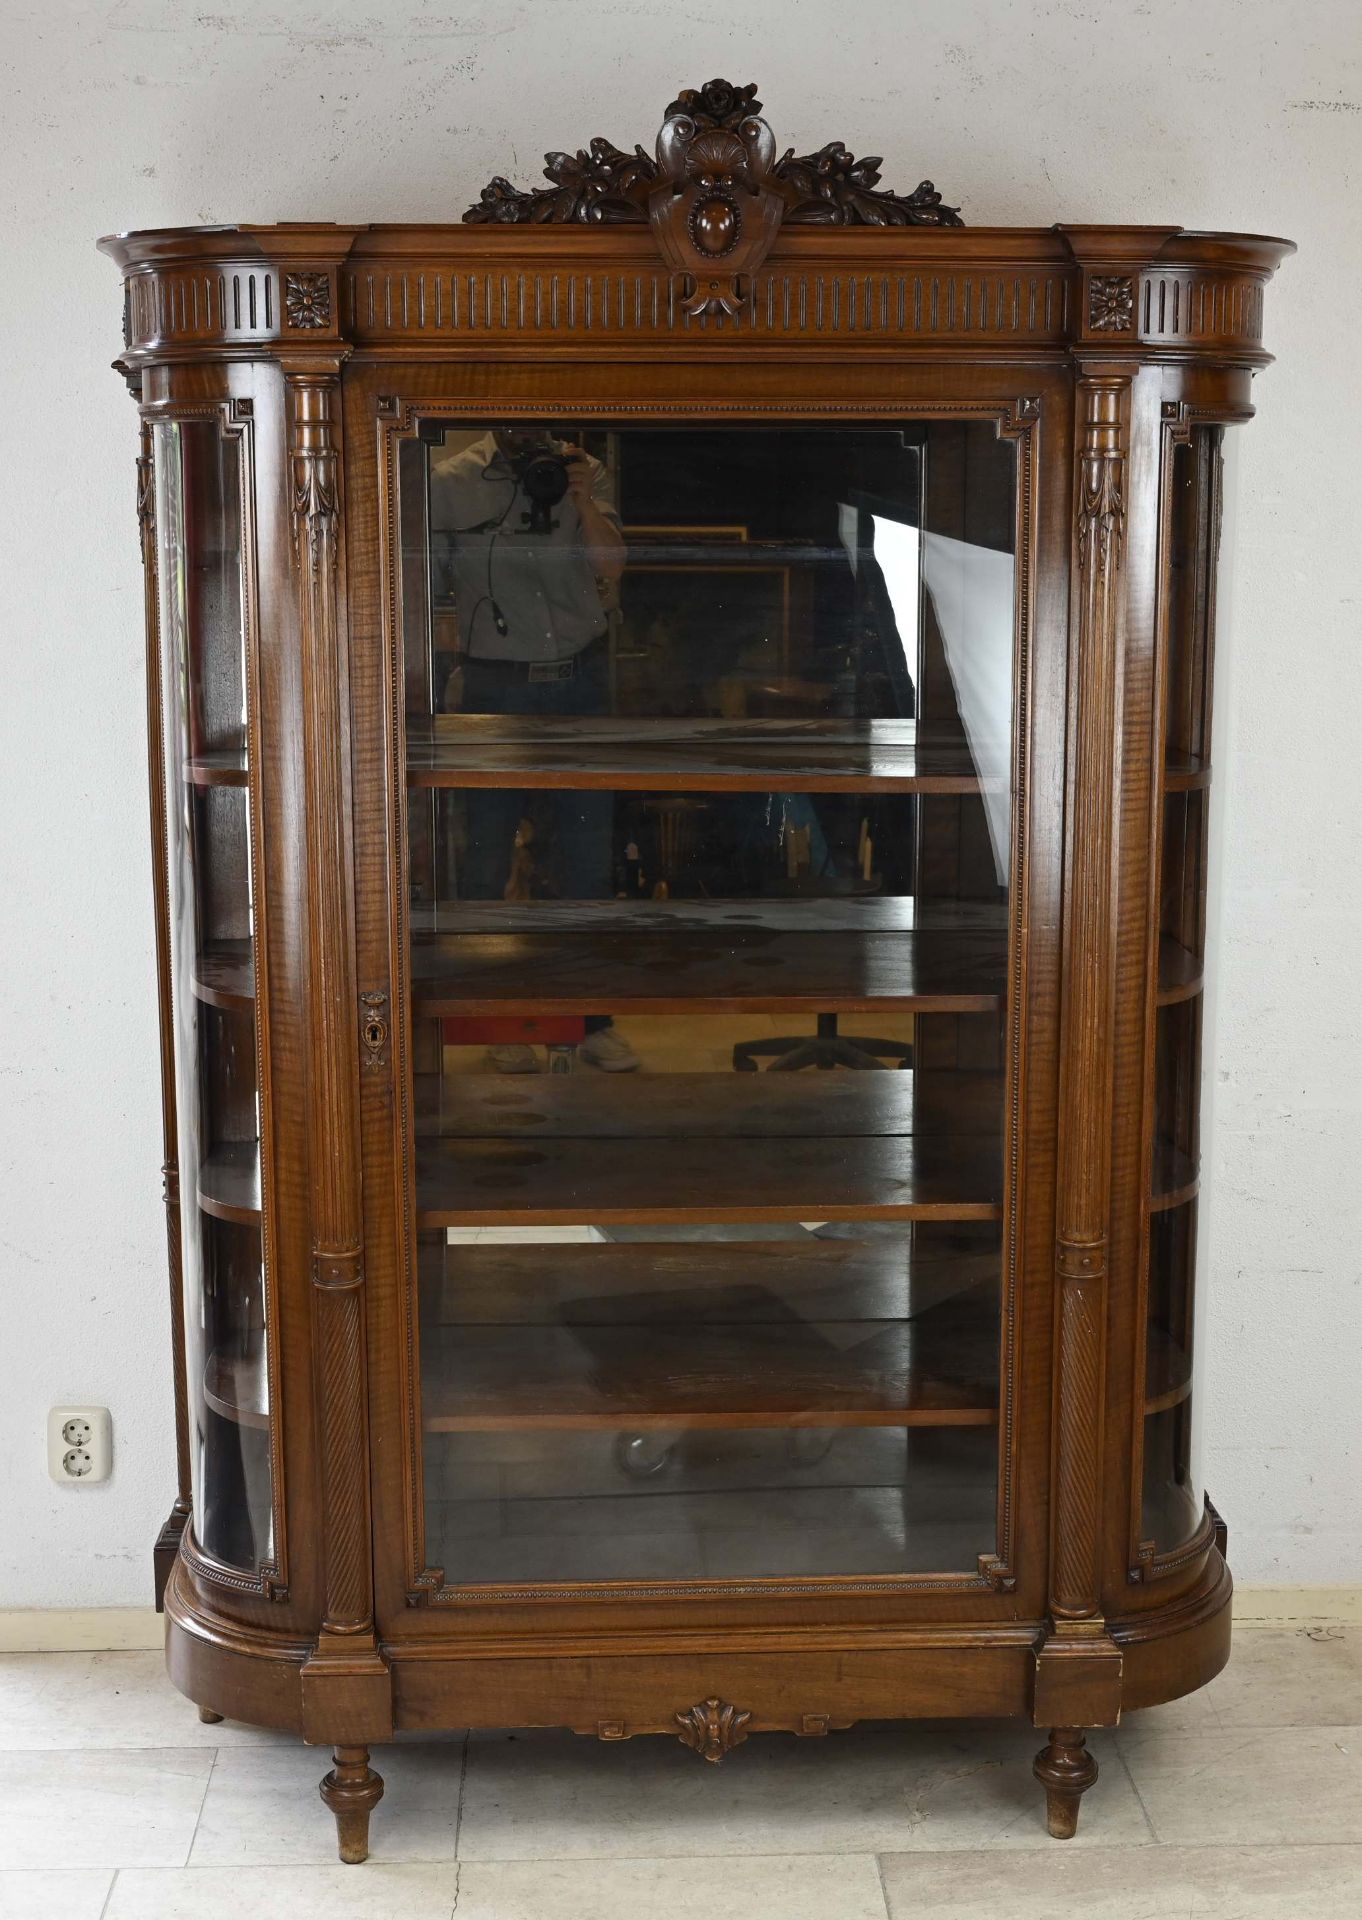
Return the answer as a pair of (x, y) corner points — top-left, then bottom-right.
(352, 360), (1067, 1638)
(147, 394), (290, 1603)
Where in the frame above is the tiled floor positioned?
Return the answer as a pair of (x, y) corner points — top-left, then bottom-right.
(0, 1621), (1360, 1916)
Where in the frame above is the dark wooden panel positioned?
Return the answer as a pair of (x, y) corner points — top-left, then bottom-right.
(419, 1233), (999, 1327)
(416, 1071), (1001, 1141)
(420, 1303), (1000, 1432)
(185, 748), (249, 788)
(193, 939), (255, 1010)
(416, 1129), (1002, 1226)
(1155, 934), (1203, 1007)
(198, 1142), (262, 1223)
(411, 926), (1005, 1016)
(406, 716), (993, 793)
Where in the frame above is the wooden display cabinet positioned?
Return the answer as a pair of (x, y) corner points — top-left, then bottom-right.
(101, 77), (1291, 1860)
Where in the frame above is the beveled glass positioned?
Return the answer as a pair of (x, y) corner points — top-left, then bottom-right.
(400, 422), (1019, 1586)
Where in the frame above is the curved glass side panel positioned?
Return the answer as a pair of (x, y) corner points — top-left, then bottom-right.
(155, 417), (273, 1578)
(1141, 424), (1223, 1563)
(398, 421), (1020, 1589)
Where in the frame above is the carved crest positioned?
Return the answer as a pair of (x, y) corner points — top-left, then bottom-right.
(675, 1697), (752, 1763)
(464, 77), (961, 316)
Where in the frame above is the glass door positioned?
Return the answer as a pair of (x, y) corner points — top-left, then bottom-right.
(155, 411), (279, 1588)
(395, 420), (1020, 1589)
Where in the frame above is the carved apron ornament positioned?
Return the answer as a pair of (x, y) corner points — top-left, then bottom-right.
(463, 77), (961, 319)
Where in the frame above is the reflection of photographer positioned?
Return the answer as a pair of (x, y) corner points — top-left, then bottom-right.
(431, 430), (625, 671)
(430, 430), (636, 1071)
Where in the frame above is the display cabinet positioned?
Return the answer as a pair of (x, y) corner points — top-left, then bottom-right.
(102, 77), (1291, 1860)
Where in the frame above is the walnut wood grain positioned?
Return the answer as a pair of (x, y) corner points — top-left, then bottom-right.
(1047, 371), (1128, 1627)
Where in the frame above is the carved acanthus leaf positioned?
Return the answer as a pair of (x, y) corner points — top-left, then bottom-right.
(463, 78), (960, 228)
(675, 1697), (752, 1763)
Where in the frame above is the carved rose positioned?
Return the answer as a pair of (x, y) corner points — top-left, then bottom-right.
(664, 78), (762, 129)
(461, 78), (962, 229)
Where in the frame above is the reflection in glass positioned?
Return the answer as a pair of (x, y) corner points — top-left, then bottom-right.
(156, 419), (272, 1576)
(401, 423), (1017, 1586)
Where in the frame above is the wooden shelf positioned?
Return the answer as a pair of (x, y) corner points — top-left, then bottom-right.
(405, 716), (997, 793)
(411, 899), (1009, 935)
(1164, 752), (1211, 792)
(1150, 1137), (1199, 1213)
(420, 1299), (1000, 1432)
(193, 940), (254, 1011)
(184, 749), (249, 788)
(411, 903), (1005, 1016)
(204, 1343), (269, 1430)
(415, 1074), (1000, 1226)
(1144, 1325), (1193, 1416)
(419, 1233), (1000, 1329)
(1156, 935), (1203, 1006)
(198, 1143), (261, 1224)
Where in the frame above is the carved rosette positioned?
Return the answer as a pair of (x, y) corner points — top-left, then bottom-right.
(463, 78), (961, 313)
(1088, 275), (1135, 333)
(285, 270), (332, 330)
(675, 1698), (752, 1763)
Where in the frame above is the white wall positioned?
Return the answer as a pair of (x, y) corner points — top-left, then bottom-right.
(2, 1), (1358, 1607)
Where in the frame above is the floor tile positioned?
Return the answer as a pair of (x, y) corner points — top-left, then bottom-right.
(880, 1843), (1362, 1918)
(0, 1652), (290, 1750)
(189, 1741), (463, 1865)
(457, 1721), (1149, 1860)
(0, 1748), (212, 1869)
(105, 1863), (464, 1919)
(1126, 1624), (1362, 1734)
(0, 1870), (113, 1919)
(1117, 1723), (1362, 1845)
(455, 1853), (888, 1918)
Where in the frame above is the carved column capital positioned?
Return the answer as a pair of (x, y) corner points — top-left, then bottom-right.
(287, 373), (340, 578)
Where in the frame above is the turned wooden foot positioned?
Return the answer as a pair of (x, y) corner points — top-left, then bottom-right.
(1033, 1725), (1098, 1839)
(319, 1744), (384, 1864)
(197, 1704), (224, 1724)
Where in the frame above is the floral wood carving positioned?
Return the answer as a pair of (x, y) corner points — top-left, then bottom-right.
(675, 1697), (752, 1763)
(285, 271), (331, 330)
(1088, 274), (1134, 332)
(463, 77), (961, 237)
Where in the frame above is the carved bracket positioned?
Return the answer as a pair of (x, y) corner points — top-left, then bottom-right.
(464, 77), (960, 314)
(675, 1697), (752, 1763)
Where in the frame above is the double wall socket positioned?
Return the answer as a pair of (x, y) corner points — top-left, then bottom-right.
(48, 1406), (112, 1484)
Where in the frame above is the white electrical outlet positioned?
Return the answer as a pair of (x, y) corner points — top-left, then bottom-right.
(48, 1406), (112, 1484)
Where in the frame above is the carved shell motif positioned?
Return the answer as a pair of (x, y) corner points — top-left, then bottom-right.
(675, 1698), (753, 1763)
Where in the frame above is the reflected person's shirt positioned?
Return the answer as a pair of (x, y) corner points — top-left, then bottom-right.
(428, 434), (621, 663)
